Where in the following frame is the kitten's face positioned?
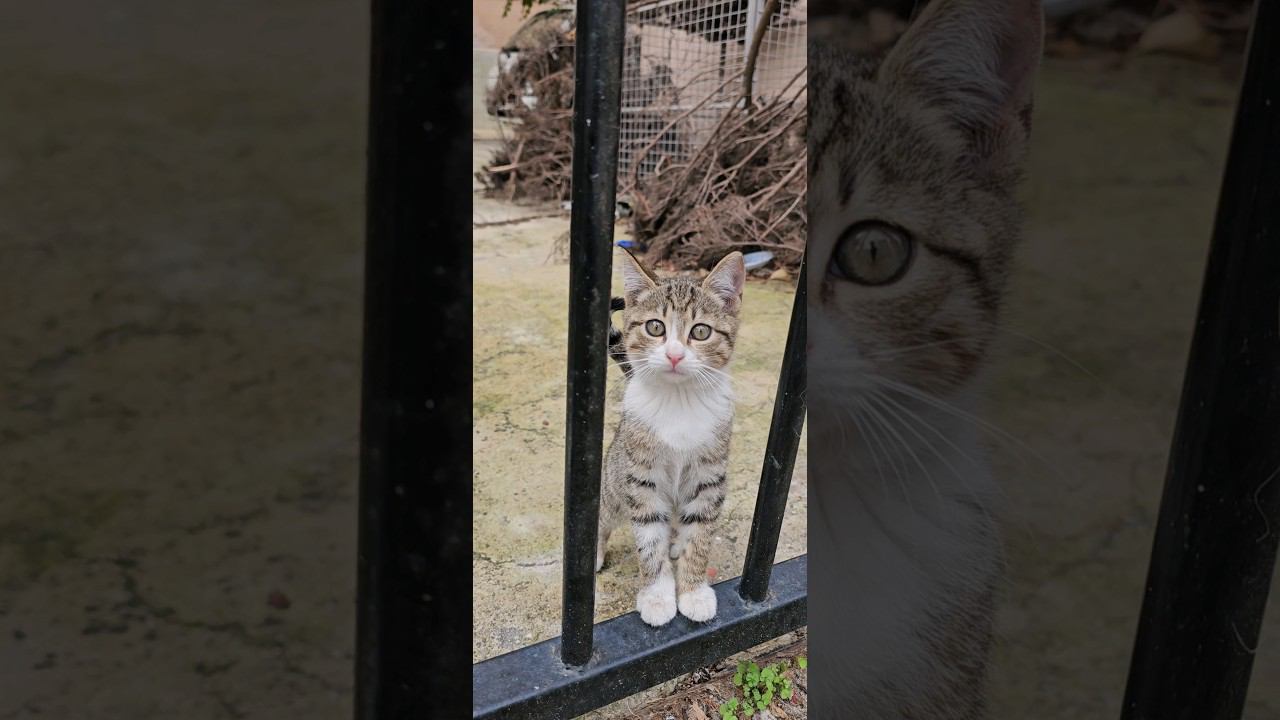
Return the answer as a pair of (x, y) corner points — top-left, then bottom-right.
(618, 251), (745, 386)
(807, 0), (1043, 408)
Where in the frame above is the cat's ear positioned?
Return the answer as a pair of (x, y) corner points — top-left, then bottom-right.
(617, 248), (657, 301)
(879, 0), (1043, 142)
(703, 252), (745, 311)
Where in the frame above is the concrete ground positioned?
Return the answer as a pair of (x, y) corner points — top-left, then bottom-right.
(989, 54), (1280, 719)
(0, 2), (365, 718)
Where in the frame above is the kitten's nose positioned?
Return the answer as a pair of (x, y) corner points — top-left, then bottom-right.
(666, 345), (685, 368)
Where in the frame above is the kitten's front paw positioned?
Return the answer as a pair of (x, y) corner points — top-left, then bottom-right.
(636, 577), (677, 627)
(677, 584), (717, 623)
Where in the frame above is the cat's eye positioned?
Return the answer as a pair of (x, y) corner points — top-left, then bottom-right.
(830, 222), (914, 286)
(645, 319), (665, 336)
(689, 323), (712, 341)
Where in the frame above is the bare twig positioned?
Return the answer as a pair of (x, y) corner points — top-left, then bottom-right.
(743, 0), (784, 111)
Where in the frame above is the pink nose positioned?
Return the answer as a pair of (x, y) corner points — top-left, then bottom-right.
(666, 349), (684, 367)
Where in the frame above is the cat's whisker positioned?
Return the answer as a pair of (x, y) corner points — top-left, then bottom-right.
(827, 404), (945, 559)
(850, 400), (915, 507)
(693, 363), (733, 379)
(867, 389), (1013, 570)
(868, 386), (1012, 514)
(862, 337), (975, 360)
(841, 402), (901, 504)
(869, 388), (986, 476)
(870, 375), (1071, 486)
(860, 395), (946, 507)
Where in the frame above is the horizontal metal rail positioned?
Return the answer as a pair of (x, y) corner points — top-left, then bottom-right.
(473, 555), (807, 719)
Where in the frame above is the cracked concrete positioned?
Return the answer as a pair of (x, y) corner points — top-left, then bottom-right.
(0, 1), (364, 717)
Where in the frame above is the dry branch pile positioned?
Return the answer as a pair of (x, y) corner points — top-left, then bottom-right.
(626, 69), (806, 274)
(479, 5), (807, 274)
(477, 13), (576, 203)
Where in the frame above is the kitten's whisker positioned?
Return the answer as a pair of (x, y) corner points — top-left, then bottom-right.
(869, 389), (1011, 567)
(871, 375), (1071, 485)
(844, 403), (895, 502)
(693, 361), (731, 375)
(870, 389), (985, 474)
(863, 337), (973, 360)
(851, 401), (914, 507)
(862, 396), (946, 507)
(834, 400), (908, 501)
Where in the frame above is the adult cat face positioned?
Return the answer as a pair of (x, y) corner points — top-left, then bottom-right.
(808, 0), (1044, 409)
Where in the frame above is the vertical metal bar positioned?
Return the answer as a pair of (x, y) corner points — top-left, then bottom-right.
(739, 259), (807, 603)
(357, 0), (470, 717)
(1121, 3), (1280, 718)
(561, 0), (627, 668)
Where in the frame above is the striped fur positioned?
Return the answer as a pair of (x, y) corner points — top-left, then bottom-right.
(598, 250), (745, 626)
(807, 0), (1043, 717)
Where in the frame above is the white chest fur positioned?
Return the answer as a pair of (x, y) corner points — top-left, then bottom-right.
(623, 377), (733, 453)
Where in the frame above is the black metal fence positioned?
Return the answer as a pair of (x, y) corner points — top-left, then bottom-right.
(356, 0), (1279, 717)
(470, 2), (808, 717)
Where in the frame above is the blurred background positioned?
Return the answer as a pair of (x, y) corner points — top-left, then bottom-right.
(0, 2), (366, 717)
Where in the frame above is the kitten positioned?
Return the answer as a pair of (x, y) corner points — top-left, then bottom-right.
(597, 249), (746, 627)
(807, 0), (1042, 717)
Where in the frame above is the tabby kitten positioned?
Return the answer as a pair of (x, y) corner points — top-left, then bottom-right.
(597, 249), (746, 627)
(808, 0), (1042, 717)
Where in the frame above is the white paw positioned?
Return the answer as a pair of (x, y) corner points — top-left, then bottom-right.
(595, 546), (605, 573)
(678, 584), (717, 622)
(637, 577), (677, 627)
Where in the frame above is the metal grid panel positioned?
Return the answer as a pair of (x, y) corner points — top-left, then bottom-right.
(618, 0), (806, 183)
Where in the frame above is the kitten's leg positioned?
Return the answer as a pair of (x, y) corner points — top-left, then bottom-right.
(596, 484), (620, 573)
(598, 436), (629, 572)
(675, 468), (726, 622)
(628, 471), (677, 627)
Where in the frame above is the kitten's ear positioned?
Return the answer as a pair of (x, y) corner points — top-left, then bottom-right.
(703, 252), (745, 311)
(617, 248), (657, 301)
(879, 0), (1043, 140)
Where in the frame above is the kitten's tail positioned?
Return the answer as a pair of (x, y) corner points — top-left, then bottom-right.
(608, 296), (633, 378)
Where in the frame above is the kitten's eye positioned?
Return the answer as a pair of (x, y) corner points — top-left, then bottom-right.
(830, 222), (914, 286)
(690, 323), (712, 341)
(645, 319), (665, 336)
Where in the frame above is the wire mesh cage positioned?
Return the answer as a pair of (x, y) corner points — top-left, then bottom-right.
(618, 0), (807, 186)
